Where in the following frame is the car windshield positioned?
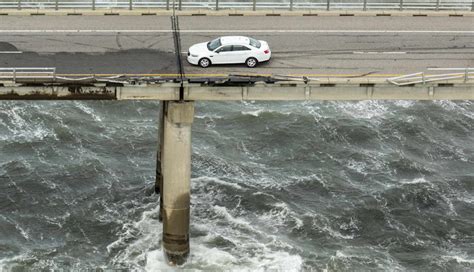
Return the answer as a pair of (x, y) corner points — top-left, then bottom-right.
(207, 38), (221, 51)
(249, 37), (261, 48)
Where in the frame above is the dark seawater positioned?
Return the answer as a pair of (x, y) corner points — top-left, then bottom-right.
(0, 100), (473, 271)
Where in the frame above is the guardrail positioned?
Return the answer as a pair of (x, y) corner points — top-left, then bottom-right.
(387, 68), (474, 86)
(0, 67), (56, 83)
(0, 1), (472, 11)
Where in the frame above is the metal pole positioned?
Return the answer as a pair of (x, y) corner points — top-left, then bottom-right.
(436, 0), (440, 11)
(178, 0), (181, 10)
(166, 0), (169, 10)
(92, 0), (95, 10)
(17, 0), (21, 10)
(162, 101), (194, 266)
(129, 0), (132, 10)
(55, 0), (58, 10)
(399, 0), (403, 11)
(363, 0), (367, 11)
(471, 0), (474, 12)
(215, 0), (219, 11)
(253, 0), (256, 11)
(326, 0), (330, 11)
(289, 0), (293, 11)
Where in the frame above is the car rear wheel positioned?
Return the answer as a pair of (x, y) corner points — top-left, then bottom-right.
(246, 57), (258, 68)
(199, 58), (211, 68)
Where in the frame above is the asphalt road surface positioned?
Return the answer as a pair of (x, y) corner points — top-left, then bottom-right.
(0, 16), (473, 77)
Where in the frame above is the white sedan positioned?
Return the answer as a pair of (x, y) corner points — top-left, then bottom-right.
(187, 36), (271, 68)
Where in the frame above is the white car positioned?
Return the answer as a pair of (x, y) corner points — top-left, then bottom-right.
(187, 36), (271, 68)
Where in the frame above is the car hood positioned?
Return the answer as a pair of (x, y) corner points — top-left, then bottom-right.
(188, 42), (210, 55)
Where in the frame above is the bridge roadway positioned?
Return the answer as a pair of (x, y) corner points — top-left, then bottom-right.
(0, 16), (473, 77)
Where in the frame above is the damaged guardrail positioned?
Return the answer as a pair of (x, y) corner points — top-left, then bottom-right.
(387, 68), (474, 86)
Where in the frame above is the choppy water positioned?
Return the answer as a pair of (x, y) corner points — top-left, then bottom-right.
(0, 100), (473, 271)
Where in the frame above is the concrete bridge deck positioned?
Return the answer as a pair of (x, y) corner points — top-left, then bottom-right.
(0, 16), (473, 77)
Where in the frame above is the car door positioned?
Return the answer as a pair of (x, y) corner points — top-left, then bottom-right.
(232, 45), (252, 63)
(212, 45), (234, 64)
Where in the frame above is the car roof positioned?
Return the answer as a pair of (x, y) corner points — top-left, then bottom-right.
(220, 36), (250, 46)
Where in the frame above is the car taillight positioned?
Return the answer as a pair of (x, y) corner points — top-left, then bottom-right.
(264, 49), (270, 54)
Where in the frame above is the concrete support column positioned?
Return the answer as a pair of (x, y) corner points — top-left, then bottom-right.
(161, 101), (195, 265)
(156, 102), (165, 221)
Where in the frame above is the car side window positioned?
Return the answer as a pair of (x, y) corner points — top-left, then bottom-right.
(233, 45), (251, 51)
(216, 45), (233, 53)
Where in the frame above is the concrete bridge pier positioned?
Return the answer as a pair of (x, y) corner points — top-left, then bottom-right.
(159, 101), (195, 265)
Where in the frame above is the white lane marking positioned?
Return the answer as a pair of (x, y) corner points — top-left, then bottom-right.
(0, 51), (23, 54)
(353, 51), (407, 54)
(0, 30), (472, 34)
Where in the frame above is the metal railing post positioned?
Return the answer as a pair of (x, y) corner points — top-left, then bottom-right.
(92, 0), (95, 10)
(13, 69), (16, 84)
(178, 0), (182, 10)
(465, 68), (469, 83)
(399, 0), (403, 11)
(327, 0), (330, 11)
(436, 0), (440, 11)
(363, 0), (367, 11)
(17, 0), (21, 10)
(129, 0), (132, 10)
(253, 0), (256, 11)
(215, 0), (219, 11)
(55, 0), (58, 10)
(289, 0), (293, 11)
(472, 0), (474, 12)
(166, 0), (169, 10)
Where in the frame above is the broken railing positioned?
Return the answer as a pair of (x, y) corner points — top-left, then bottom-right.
(387, 68), (474, 86)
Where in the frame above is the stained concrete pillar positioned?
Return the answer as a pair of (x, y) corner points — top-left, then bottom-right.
(156, 101), (165, 222)
(161, 101), (194, 265)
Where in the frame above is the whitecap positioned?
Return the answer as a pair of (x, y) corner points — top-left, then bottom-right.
(193, 176), (243, 190)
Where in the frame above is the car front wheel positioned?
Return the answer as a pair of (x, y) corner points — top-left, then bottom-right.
(199, 58), (211, 68)
(246, 57), (258, 68)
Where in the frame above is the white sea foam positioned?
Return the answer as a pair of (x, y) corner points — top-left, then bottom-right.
(399, 177), (431, 185)
(74, 102), (103, 122)
(193, 176), (243, 190)
(110, 191), (303, 271)
(259, 202), (304, 231)
(2, 106), (57, 142)
(337, 101), (389, 121)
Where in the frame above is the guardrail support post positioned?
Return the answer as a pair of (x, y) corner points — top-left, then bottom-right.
(166, 0), (169, 10)
(399, 0), (403, 11)
(161, 101), (194, 266)
(289, 0), (293, 11)
(253, 0), (256, 11)
(92, 0), (95, 10)
(326, 0), (330, 11)
(17, 0), (21, 10)
(363, 0), (367, 11)
(436, 0), (440, 11)
(215, 0), (219, 11)
(178, 0), (182, 10)
(471, 0), (474, 12)
(55, 0), (58, 10)
(129, 0), (132, 10)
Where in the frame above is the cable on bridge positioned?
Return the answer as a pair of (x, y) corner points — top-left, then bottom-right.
(171, 15), (185, 101)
